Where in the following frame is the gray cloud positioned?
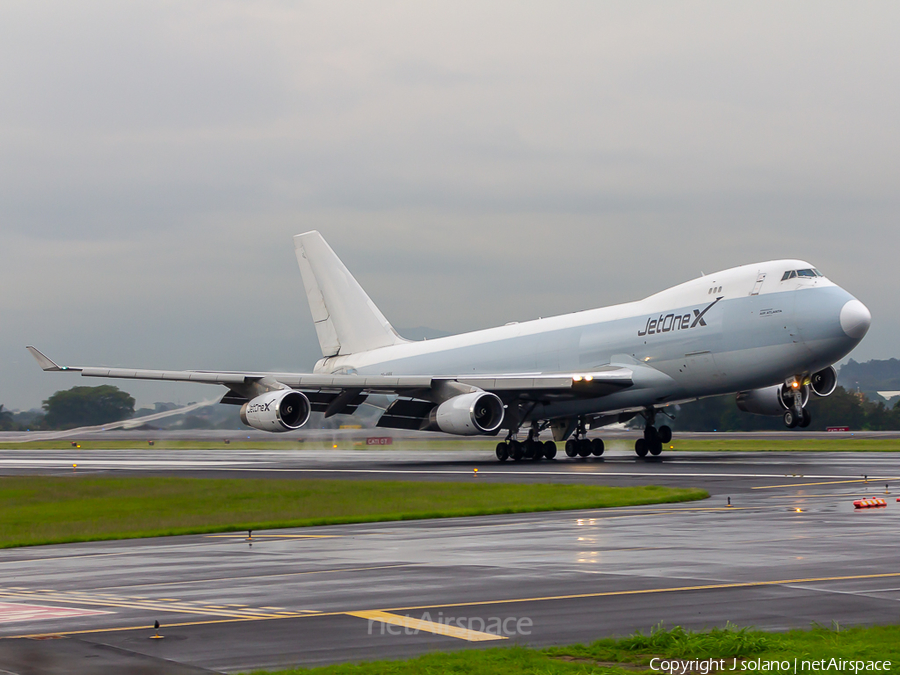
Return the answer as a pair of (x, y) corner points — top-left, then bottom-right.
(2, 1), (897, 410)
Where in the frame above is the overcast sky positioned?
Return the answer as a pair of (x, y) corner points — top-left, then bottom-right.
(2, 1), (898, 411)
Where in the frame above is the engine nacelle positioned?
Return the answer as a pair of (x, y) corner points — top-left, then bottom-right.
(240, 390), (310, 432)
(810, 366), (837, 397)
(736, 384), (809, 417)
(431, 391), (505, 435)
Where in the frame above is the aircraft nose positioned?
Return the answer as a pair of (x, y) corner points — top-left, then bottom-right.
(840, 299), (871, 339)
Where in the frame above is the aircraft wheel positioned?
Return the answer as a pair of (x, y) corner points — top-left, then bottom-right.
(590, 438), (605, 456)
(799, 409), (812, 428)
(565, 439), (578, 457)
(635, 438), (648, 457)
(543, 440), (558, 459)
(783, 410), (799, 429)
(658, 425), (672, 444)
(649, 440), (663, 456)
(577, 439), (592, 457)
(495, 442), (509, 462)
(510, 440), (524, 461)
(644, 426), (658, 442)
(522, 441), (535, 460)
(530, 441), (543, 461)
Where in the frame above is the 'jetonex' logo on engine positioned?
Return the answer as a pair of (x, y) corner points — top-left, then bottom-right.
(638, 297), (722, 337)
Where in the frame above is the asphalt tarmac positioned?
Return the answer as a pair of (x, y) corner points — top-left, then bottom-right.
(1, 446), (900, 673)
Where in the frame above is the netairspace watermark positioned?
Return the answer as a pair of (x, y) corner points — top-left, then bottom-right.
(367, 612), (532, 637)
(650, 658), (893, 675)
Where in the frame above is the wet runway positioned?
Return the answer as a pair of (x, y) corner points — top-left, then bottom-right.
(1, 448), (900, 673)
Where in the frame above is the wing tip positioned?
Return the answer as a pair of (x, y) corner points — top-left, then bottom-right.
(26, 346), (64, 372)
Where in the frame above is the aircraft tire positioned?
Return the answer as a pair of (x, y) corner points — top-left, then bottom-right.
(522, 441), (535, 460)
(565, 439), (578, 457)
(783, 410), (799, 429)
(649, 440), (663, 456)
(799, 409), (812, 428)
(658, 425), (672, 444)
(644, 426), (658, 442)
(590, 438), (604, 456)
(510, 440), (524, 461)
(495, 442), (509, 462)
(635, 438), (648, 457)
(530, 441), (543, 461)
(543, 441), (558, 459)
(577, 439), (592, 457)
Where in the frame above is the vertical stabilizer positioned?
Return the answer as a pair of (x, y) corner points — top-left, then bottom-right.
(294, 232), (407, 357)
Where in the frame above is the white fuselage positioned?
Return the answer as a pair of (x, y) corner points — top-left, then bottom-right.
(315, 259), (869, 420)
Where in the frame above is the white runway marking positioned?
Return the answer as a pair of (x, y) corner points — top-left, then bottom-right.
(0, 602), (110, 624)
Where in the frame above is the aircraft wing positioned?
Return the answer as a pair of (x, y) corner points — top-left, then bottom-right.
(27, 346), (633, 420)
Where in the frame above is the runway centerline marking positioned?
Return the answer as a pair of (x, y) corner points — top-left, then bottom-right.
(346, 610), (507, 642)
(10, 570), (900, 640)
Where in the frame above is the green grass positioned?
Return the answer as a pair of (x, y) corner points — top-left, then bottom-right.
(247, 624), (900, 674)
(0, 477), (706, 548)
(667, 438), (900, 452)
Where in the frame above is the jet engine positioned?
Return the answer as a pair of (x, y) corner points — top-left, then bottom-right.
(810, 366), (837, 397)
(736, 383), (809, 417)
(240, 390), (311, 432)
(430, 391), (504, 435)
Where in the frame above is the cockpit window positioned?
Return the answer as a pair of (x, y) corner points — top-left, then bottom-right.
(781, 268), (823, 281)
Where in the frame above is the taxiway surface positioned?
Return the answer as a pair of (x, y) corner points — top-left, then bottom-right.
(1, 448), (900, 673)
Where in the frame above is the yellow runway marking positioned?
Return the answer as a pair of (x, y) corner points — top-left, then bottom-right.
(10, 570), (900, 641)
(94, 563), (414, 591)
(753, 477), (900, 489)
(346, 610), (506, 641)
(376, 571), (900, 614)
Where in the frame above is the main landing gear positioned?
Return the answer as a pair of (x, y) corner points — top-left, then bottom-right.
(563, 418), (604, 459)
(495, 423), (557, 462)
(634, 409), (672, 458)
(783, 381), (812, 429)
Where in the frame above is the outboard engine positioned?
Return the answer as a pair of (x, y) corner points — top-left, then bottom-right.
(240, 390), (311, 432)
(736, 384), (809, 416)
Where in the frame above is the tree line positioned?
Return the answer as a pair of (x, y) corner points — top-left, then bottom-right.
(0, 386), (135, 431)
(669, 386), (900, 432)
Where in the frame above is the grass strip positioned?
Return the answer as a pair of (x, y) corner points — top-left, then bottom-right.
(0, 477), (706, 548)
(666, 439), (900, 452)
(248, 623), (900, 674)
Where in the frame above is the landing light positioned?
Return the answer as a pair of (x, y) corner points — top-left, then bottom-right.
(584, 375), (593, 382)
(573, 375), (583, 382)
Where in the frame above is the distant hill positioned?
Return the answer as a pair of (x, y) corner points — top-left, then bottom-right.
(839, 359), (900, 400)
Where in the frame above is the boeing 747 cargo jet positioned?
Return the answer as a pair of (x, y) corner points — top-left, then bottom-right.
(28, 231), (871, 461)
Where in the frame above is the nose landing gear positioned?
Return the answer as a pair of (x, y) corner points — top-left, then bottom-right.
(783, 380), (812, 429)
